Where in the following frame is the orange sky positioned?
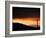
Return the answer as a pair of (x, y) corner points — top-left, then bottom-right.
(12, 18), (40, 27)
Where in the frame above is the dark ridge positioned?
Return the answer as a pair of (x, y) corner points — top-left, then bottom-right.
(12, 23), (40, 31)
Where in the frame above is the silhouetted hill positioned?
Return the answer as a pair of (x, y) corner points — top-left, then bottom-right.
(12, 23), (40, 31)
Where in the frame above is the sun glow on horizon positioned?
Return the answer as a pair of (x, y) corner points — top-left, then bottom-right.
(12, 18), (40, 27)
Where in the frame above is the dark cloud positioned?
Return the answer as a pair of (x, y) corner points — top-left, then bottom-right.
(12, 7), (40, 18)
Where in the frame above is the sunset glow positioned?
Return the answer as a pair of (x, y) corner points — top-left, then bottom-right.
(12, 18), (40, 27)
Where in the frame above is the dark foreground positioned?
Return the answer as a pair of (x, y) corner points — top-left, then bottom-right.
(12, 23), (40, 31)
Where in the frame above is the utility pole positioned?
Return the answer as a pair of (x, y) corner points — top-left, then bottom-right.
(37, 19), (38, 28)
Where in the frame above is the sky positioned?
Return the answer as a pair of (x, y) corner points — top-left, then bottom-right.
(12, 7), (40, 18)
(12, 7), (40, 27)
